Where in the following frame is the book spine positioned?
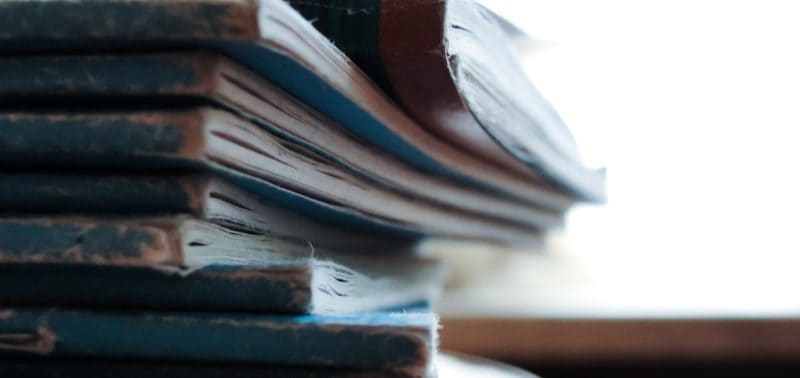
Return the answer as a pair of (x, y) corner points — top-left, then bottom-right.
(0, 218), (180, 266)
(0, 264), (309, 313)
(0, 54), (215, 97)
(0, 218), (310, 313)
(0, 1), (257, 43)
(0, 112), (205, 169)
(0, 308), (433, 372)
(0, 175), (202, 215)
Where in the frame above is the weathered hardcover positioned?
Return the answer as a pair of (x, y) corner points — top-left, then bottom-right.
(0, 216), (442, 314)
(0, 307), (436, 376)
(0, 0), (575, 211)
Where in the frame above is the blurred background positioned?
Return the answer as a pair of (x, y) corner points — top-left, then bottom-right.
(434, 1), (800, 375)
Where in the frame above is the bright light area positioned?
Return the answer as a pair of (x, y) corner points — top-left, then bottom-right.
(442, 0), (800, 317)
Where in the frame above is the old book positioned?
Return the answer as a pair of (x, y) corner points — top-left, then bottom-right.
(0, 216), (442, 314)
(0, 52), (569, 225)
(0, 0), (574, 209)
(0, 173), (413, 251)
(0, 307), (436, 376)
(0, 109), (544, 244)
(289, 0), (606, 201)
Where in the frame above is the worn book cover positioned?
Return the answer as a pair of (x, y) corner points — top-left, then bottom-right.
(0, 215), (442, 314)
(0, 307), (437, 376)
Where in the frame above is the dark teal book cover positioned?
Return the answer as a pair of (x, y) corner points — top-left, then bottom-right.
(0, 216), (442, 314)
(0, 307), (436, 376)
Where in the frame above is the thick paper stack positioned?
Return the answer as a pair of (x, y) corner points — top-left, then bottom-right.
(0, 0), (601, 377)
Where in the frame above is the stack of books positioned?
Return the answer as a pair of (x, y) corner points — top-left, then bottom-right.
(0, 0), (602, 377)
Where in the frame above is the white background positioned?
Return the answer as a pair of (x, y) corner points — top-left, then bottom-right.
(441, 0), (800, 317)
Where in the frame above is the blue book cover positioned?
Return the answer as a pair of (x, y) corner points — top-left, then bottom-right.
(0, 216), (442, 314)
(0, 110), (542, 244)
(0, 0), (578, 210)
(0, 307), (437, 377)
